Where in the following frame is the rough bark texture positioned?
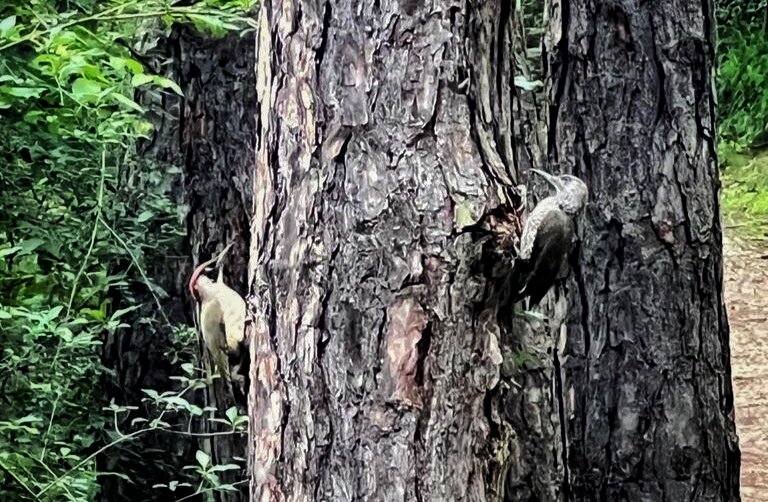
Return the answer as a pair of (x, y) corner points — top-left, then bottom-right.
(547, 0), (741, 500)
(247, 1), (560, 501)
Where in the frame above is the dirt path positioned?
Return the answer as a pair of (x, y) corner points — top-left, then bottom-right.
(724, 232), (768, 501)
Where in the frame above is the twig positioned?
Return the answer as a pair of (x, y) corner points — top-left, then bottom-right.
(98, 214), (173, 328)
(0, 458), (41, 500)
(43, 150), (106, 463)
(174, 479), (249, 502)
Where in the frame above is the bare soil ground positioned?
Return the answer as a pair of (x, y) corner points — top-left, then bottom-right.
(725, 232), (768, 502)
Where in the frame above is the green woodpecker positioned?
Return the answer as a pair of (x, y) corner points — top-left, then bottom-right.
(188, 243), (246, 384)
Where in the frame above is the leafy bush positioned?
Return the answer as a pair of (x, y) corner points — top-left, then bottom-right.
(717, 30), (768, 146)
(0, 1), (254, 500)
(720, 146), (768, 237)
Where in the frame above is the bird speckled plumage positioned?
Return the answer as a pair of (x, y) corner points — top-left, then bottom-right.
(514, 169), (588, 306)
(518, 196), (560, 260)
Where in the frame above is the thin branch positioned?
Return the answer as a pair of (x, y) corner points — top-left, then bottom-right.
(174, 479), (249, 502)
(0, 459), (41, 500)
(98, 214), (173, 328)
(158, 428), (246, 438)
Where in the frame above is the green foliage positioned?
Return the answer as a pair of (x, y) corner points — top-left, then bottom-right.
(720, 146), (768, 239)
(717, 31), (768, 146)
(0, 0), (255, 500)
(717, 1), (768, 146)
(716, 2), (768, 239)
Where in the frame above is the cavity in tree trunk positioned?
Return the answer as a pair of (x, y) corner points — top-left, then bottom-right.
(546, 0), (741, 499)
(246, 0), (560, 500)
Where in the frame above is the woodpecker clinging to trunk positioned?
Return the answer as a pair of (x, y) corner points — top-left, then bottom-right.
(513, 169), (588, 306)
(188, 243), (247, 395)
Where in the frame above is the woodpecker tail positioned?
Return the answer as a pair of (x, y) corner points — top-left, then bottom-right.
(509, 257), (532, 304)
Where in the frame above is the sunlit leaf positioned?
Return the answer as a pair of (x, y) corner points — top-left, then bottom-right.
(0, 86), (46, 98)
(131, 74), (154, 87)
(153, 76), (183, 96)
(513, 75), (543, 91)
(72, 77), (103, 98)
(195, 450), (211, 469)
(0, 15), (16, 33)
(112, 92), (144, 113)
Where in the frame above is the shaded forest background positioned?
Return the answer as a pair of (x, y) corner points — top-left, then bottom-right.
(0, 0), (765, 500)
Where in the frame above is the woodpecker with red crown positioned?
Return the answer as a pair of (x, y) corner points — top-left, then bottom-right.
(188, 242), (247, 398)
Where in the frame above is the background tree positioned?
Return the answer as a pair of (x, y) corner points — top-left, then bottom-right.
(0, 2), (256, 501)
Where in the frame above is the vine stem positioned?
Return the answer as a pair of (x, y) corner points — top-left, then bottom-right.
(41, 149), (106, 463)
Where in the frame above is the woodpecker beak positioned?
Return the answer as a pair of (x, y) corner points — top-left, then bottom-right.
(530, 169), (564, 192)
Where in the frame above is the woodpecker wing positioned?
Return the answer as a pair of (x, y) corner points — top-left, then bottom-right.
(519, 209), (575, 306)
(518, 196), (558, 260)
(200, 297), (229, 352)
(217, 285), (246, 354)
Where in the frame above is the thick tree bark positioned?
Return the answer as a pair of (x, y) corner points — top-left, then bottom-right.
(246, 1), (560, 501)
(547, 0), (740, 500)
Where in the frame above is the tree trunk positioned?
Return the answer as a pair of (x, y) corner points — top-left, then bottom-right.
(246, 1), (560, 500)
(98, 27), (193, 502)
(546, 0), (741, 500)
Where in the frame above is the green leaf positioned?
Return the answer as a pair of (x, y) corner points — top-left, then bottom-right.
(142, 389), (160, 401)
(112, 92), (145, 113)
(225, 406), (238, 424)
(47, 305), (64, 320)
(0, 15), (17, 40)
(123, 58), (145, 75)
(136, 210), (154, 223)
(111, 305), (141, 320)
(0, 246), (22, 258)
(196, 450), (211, 469)
(72, 78), (102, 98)
(210, 463), (240, 472)
(19, 238), (45, 254)
(185, 13), (237, 36)
(153, 76), (183, 96)
(15, 415), (42, 425)
(131, 74), (154, 87)
(513, 75), (544, 92)
(0, 86), (46, 98)
(0, 15), (16, 33)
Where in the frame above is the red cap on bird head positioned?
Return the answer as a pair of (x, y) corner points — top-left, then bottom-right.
(188, 242), (235, 302)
